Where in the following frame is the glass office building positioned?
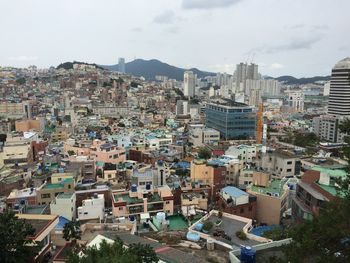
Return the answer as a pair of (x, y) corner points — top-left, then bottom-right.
(206, 101), (256, 140)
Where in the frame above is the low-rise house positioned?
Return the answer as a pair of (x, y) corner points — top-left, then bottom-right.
(50, 193), (76, 221)
(77, 193), (105, 221)
(36, 178), (75, 205)
(16, 214), (59, 260)
(259, 149), (300, 178)
(112, 185), (174, 220)
(6, 187), (37, 207)
(292, 168), (346, 223)
(93, 140), (126, 165)
(217, 186), (257, 219)
(246, 172), (291, 225)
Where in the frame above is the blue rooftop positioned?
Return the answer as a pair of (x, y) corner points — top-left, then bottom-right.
(55, 216), (70, 230)
(221, 186), (248, 198)
(172, 161), (190, 170)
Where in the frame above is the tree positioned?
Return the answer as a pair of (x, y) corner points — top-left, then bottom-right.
(67, 150), (76, 156)
(16, 77), (26, 85)
(67, 239), (158, 263)
(198, 147), (212, 160)
(63, 220), (81, 245)
(0, 210), (40, 263)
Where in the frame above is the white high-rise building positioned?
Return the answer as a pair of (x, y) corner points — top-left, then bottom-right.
(235, 63), (259, 93)
(249, 88), (261, 107)
(118, 57), (125, 73)
(313, 115), (345, 143)
(328, 58), (350, 116)
(176, 100), (188, 115)
(183, 71), (196, 97)
(286, 90), (304, 112)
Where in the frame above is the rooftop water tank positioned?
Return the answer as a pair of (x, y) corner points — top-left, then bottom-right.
(207, 239), (215, 250)
(131, 184), (137, 192)
(194, 223), (204, 231)
(240, 246), (256, 263)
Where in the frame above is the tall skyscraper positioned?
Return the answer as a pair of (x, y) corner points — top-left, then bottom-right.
(235, 63), (259, 92)
(183, 71), (196, 97)
(118, 57), (125, 73)
(328, 57), (350, 116)
(247, 63), (259, 80)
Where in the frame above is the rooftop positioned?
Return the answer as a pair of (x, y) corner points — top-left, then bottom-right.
(57, 193), (74, 199)
(221, 186), (249, 198)
(42, 178), (74, 189)
(334, 57), (350, 69)
(209, 98), (249, 107)
(250, 179), (288, 197)
(311, 166), (347, 179)
(115, 194), (143, 204)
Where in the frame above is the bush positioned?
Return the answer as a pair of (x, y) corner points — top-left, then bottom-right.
(202, 221), (214, 232)
(198, 147), (212, 160)
(236, 230), (247, 240)
(218, 211), (223, 218)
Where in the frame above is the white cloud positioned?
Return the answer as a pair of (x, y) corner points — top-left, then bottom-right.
(9, 55), (38, 61)
(206, 63), (235, 73)
(182, 0), (242, 9)
(153, 10), (175, 24)
(270, 63), (284, 69)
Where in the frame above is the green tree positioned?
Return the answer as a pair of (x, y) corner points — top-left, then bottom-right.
(67, 239), (158, 263)
(16, 77), (26, 85)
(63, 220), (81, 245)
(198, 147), (212, 160)
(0, 210), (40, 263)
(67, 150), (76, 156)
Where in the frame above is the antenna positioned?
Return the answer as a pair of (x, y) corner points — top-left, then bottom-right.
(250, 52), (255, 64)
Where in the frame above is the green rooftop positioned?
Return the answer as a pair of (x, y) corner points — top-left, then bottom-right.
(115, 194), (143, 204)
(43, 178), (74, 189)
(57, 193), (74, 199)
(250, 179), (287, 197)
(311, 166), (348, 179)
(148, 193), (162, 203)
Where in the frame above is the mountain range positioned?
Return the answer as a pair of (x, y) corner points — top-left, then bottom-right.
(101, 59), (216, 80)
(57, 59), (330, 84)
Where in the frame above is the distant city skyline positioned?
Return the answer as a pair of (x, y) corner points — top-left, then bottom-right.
(1, 0), (349, 77)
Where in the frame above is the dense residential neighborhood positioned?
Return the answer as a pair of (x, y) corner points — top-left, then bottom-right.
(0, 56), (349, 263)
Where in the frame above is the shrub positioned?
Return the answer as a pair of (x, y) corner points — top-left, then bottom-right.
(218, 211), (223, 218)
(236, 230), (247, 240)
(202, 221), (214, 232)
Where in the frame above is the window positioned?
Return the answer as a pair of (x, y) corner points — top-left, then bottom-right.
(119, 207), (123, 210)
(84, 212), (88, 215)
(249, 206), (252, 211)
(68, 185), (71, 189)
(166, 201), (170, 204)
(41, 193), (50, 199)
(287, 161), (292, 165)
(240, 208), (244, 213)
(287, 169), (292, 172)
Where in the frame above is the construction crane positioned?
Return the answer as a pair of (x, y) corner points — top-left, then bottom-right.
(256, 103), (264, 144)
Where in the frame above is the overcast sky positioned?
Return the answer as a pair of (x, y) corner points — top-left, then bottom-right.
(1, 0), (349, 77)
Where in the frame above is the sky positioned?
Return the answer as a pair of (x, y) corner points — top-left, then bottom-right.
(1, 0), (349, 77)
